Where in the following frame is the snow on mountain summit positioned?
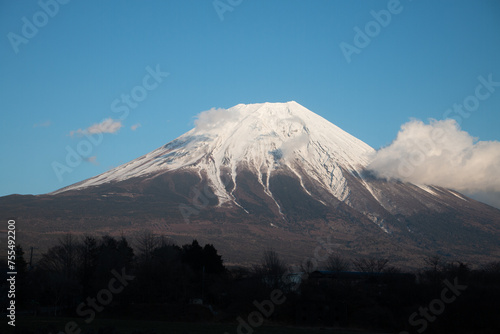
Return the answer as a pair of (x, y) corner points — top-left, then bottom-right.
(56, 102), (375, 202)
(28, 103), (500, 267)
(188, 101), (374, 169)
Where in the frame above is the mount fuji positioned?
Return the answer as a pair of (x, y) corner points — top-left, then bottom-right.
(2, 102), (500, 267)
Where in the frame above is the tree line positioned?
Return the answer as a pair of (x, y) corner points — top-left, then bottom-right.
(2, 234), (500, 334)
(1, 233), (225, 313)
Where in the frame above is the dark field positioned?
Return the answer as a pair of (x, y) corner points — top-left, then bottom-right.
(2, 236), (500, 334)
(4, 316), (380, 334)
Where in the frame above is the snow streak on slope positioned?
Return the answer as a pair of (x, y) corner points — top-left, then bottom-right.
(55, 102), (375, 205)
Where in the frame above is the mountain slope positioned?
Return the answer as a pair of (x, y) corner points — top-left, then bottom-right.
(2, 102), (500, 267)
(55, 102), (374, 204)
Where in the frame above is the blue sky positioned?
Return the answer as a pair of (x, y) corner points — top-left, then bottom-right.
(1, 0), (499, 199)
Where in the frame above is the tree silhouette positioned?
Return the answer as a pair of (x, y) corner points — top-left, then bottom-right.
(78, 235), (98, 296)
(352, 257), (389, 273)
(182, 239), (205, 273)
(36, 234), (80, 312)
(326, 254), (350, 272)
(15, 244), (28, 276)
(203, 243), (225, 274)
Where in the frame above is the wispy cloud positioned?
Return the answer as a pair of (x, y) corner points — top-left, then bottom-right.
(194, 107), (241, 131)
(70, 118), (122, 137)
(368, 119), (500, 208)
(131, 123), (141, 131)
(84, 156), (99, 165)
(280, 133), (310, 159)
(33, 120), (51, 128)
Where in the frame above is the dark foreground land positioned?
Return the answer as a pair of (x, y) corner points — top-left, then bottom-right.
(2, 316), (381, 334)
(2, 234), (500, 334)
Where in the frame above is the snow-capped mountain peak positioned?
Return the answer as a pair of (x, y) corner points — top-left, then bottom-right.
(27, 102), (500, 267)
(57, 102), (375, 205)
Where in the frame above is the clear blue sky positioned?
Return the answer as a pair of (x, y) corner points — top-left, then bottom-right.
(1, 0), (499, 196)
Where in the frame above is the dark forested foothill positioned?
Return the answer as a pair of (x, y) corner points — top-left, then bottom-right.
(1, 236), (499, 334)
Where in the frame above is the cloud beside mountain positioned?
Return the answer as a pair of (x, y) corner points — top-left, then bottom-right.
(368, 119), (500, 209)
(70, 118), (123, 137)
(194, 107), (241, 131)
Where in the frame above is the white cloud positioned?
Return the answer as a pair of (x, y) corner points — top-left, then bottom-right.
(33, 120), (51, 128)
(368, 119), (500, 208)
(194, 108), (241, 131)
(131, 123), (141, 131)
(84, 156), (99, 165)
(277, 116), (310, 159)
(280, 133), (310, 159)
(70, 118), (122, 137)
